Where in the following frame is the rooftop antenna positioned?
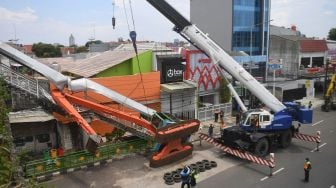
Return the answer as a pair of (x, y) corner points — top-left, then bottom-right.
(88, 23), (96, 41)
(9, 24), (19, 45)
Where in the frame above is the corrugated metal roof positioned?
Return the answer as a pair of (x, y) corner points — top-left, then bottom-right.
(115, 42), (173, 52)
(8, 109), (55, 123)
(39, 49), (147, 77)
(67, 50), (146, 77)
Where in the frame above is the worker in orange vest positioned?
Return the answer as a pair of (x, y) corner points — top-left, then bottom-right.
(304, 158), (312, 182)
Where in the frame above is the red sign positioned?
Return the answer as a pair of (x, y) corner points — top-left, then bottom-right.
(198, 58), (211, 63)
(305, 67), (322, 74)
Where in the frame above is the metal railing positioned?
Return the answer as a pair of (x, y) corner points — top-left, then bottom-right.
(198, 103), (232, 122)
(24, 139), (150, 178)
(0, 63), (54, 102)
(94, 112), (154, 140)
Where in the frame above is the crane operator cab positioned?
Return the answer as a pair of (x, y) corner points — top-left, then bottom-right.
(240, 109), (273, 131)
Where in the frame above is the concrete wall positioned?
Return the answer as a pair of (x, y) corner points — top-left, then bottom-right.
(269, 35), (300, 78)
(10, 87), (39, 111)
(270, 25), (301, 36)
(190, 0), (232, 51)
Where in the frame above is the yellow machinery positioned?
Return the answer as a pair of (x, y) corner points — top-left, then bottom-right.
(322, 74), (336, 112)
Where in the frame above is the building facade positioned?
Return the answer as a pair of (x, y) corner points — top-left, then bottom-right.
(191, 0), (270, 81)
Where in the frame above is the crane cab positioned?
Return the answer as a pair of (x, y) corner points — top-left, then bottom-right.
(240, 109), (274, 131)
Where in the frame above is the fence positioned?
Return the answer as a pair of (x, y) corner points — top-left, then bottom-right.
(0, 63), (53, 102)
(198, 103), (232, 122)
(23, 139), (150, 178)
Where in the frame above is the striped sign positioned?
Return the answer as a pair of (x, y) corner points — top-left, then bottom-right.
(293, 132), (321, 143)
(199, 133), (275, 168)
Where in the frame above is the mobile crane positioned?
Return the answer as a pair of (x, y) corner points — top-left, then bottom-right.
(146, 0), (313, 156)
(0, 43), (200, 167)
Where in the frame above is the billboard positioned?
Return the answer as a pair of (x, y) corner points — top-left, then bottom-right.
(162, 64), (184, 83)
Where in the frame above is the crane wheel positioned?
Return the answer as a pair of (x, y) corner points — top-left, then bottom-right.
(254, 138), (269, 157)
(322, 104), (330, 112)
(279, 130), (292, 148)
(331, 103), (336, 110)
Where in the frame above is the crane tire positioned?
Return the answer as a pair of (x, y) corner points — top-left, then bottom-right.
(210, 161), (217, 168)
(163, 172), (172, 180)
(202, 159), (209, 164)
(173, 174), (181, 183)
(204, 162), (211, 170)
(176, 168), (183, 173)
(280, 130), (292, 148)
(254, 138), (269, 157)
(197, 164), (205, 172)
(164, 176), (175, 185)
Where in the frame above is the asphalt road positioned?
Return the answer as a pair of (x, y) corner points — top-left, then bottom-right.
(198, 107), (336, 188)
(44, 106), (336, 188)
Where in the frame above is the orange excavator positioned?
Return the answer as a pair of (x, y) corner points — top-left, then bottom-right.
(0, 42), (200, 167)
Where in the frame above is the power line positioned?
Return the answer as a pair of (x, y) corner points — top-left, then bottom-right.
(122, 0), (131, 31)
(129, 0), (136, 31)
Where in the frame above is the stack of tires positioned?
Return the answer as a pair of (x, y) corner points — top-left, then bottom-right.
(163, 160), (217, 185)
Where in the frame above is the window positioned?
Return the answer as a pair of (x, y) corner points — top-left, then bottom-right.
(14, 137), (26, 147)
(262, 115), (270, 122)
(36, 134), (50, 143)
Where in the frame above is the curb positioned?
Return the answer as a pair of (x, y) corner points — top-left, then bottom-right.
(35, 158), (115, 183)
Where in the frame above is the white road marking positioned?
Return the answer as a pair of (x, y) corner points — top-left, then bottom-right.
(330, 185), (335, 188)
(260, 176), (269, 181)
(312, 120), (324, 126)
(311, 143), (327, 152)
(273, 167), (285, 175)
(260, 167), (285, 181)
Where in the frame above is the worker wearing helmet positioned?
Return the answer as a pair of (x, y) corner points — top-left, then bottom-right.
(180, 166), (191, 188)
(304, 158), (312, 182)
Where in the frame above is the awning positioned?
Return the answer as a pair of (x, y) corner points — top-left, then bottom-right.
(161, 80), (197, 93)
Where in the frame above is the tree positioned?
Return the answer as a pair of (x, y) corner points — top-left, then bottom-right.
(32, 42), (62, 58)
(75, 46), (88, 53)
(327, 28), (336, 40)
(0, 78), (12, 186)
(0, 79), (43, 187)
(220, 78), (232, 103)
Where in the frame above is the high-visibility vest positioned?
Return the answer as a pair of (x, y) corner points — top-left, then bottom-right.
(304, 161), (311, 170)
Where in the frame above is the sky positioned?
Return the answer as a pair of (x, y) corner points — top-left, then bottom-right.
(0, 0), (335, 46)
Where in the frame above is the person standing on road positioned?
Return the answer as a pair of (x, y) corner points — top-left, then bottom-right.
(308, 101), (312, 109)
(304, 158), (312, 182)
(214, 110), (219, 122)
(180, 166), (191, 188)
(220, 110), (224, 123)
(190, 169), (199, 187)
(208, 124), (214, 138)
